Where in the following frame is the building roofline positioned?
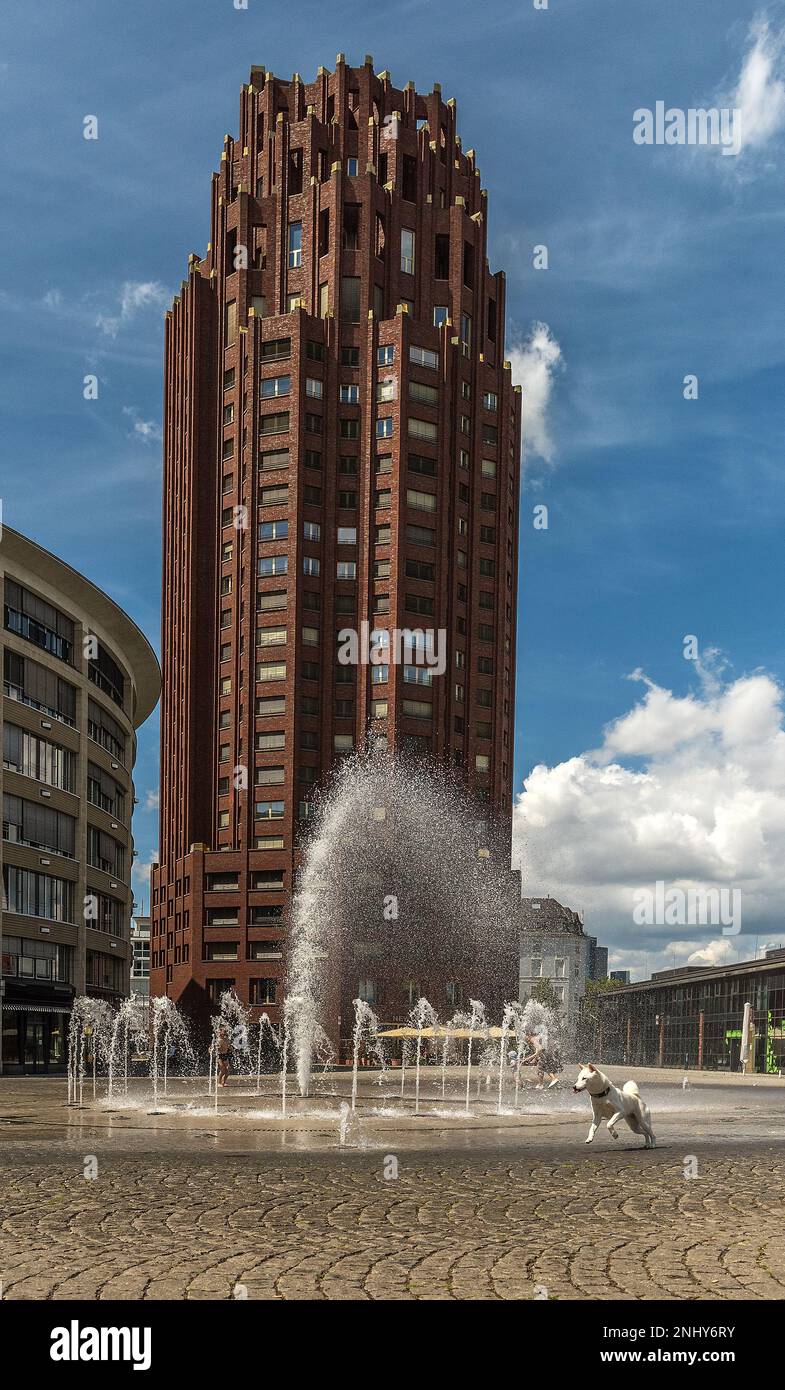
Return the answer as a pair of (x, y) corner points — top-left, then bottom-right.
(1, 526), (161, 729)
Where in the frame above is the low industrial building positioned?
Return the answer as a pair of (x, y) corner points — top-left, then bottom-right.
(592, 949), (785, 1073)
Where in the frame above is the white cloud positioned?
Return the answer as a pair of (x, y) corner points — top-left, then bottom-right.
(683, 937), (738, 968)
(132, 851), (159, 893)
(144, 789), (159, 812)
(133, 419), (162, 444)
(514, 662), (785, 976)
(97, 279), (171, 337)
(607, 933), (784, 977)
(732, 16), (785, 153)
(508, 321), (563, 465)
(120, 281), (170, 317)
(42, 288), (63, 309)
(122, 406), (162, 444)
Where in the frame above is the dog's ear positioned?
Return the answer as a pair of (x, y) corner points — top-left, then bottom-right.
(587, 1064), (596, 1072)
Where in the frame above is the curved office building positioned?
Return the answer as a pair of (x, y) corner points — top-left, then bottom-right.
(1, 527), (160, 1073)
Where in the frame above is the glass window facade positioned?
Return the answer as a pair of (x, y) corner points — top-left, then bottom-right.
(4, 579), (74, 663)
(594, 963), (785, 1073)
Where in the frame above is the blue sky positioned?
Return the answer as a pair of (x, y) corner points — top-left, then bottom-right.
(1, 0), (783, 971)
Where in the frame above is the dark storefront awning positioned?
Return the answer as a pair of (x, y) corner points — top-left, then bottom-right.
(3, 1002), (73, 1013)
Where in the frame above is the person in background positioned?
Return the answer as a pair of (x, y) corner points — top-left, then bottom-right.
(216, 1025), (231, 1087)
(522, 1031), (562, 1089)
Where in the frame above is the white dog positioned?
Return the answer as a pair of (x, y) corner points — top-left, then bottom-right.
(573, 1064), (656, 1148)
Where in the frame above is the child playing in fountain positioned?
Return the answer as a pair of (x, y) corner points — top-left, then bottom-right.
(216, 1026), (231, 1087)
(522, 1031), (561, 1089)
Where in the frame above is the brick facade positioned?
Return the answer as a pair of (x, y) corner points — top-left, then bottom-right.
(151, 57), (522, 1035)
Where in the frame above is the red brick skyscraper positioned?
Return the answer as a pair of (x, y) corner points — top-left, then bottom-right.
(150, 56), (522, 1028)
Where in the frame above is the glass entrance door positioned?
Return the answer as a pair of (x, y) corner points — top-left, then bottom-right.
(24, 1018), (46, 1071)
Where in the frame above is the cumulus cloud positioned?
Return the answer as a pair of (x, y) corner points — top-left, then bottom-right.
(732, 16), (785, 153)
(683, 937), (739, 968)
(144, 789), (159, 812)
(97, 279), (171, 336)
(514, 661), (785, 977)
(608, 934), (779, 978)
(508, 321), (563, 465)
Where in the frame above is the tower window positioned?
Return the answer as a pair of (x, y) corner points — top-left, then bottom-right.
(435, 233), (450, 280)
(400, 228), (415, 276)
(402, 155), (417, 202)
(288, 148), (303, 195)
(342, 204), (360, 250)
(288, 222), (302, 268)
(341, 276), (361, 323)
(318, 208), (330, 257)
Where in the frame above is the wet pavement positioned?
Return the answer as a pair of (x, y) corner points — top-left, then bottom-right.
(1, 1069), (784, 1299)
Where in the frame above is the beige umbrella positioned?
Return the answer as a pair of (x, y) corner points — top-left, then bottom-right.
(377, 1026), (442, 1039)
(378, 1025), (511, 1040)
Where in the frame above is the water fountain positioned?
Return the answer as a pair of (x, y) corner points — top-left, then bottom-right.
(399, 1037), (411, 1100)
(519, 996), (562, 1085)
(338, 1101), (351, 1145)
(285, 747), (520, 1099)
(107, 996), (148, 1101)
(67, 997), (115, 1106)
(497, 1000), (523, 1114)
(311, 1021), (336, 1077)
(478, 1039), (496, 1096)
(67, 994), (197, 1111)
(60, 748), (552, 1139)
(440, 1027), (451, 1099)
(409, 996), (438, 1116)
(150, 995), (194, 1112)
(63, 983), (569, 1141)
(464, 999), (486, 1114)
(255, 1012), (282, 1094)
(350, 998), (385, 1111)
(216, 988), (252, 1077)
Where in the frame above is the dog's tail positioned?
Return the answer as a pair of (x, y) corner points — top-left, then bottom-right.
(622, 1080), (640, 1098)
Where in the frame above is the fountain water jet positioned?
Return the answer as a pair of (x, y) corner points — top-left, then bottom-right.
(285, 748), (520, 1100)
(410, 996), (438, 1116)
(255, 1012), (282, 1094)
(67, 998), (115, 1106)
(399, 1038), (412, 1101)
(216, 988), (252, 1078)
(107, 997), (148, 1102)
(209, 1015), (223, 1112)
(338, 1101), (351, 1145)
(464, 999), (486, 1114)
(497, 1001), (522, 1114)
(150, 996), (194, 1111)
(350, 998), (385, 1111)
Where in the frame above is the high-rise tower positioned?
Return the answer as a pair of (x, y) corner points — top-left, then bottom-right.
(151, 57), (522, 1032)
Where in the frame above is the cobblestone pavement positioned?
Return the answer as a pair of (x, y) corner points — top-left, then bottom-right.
(1, 1076), (785, 1300)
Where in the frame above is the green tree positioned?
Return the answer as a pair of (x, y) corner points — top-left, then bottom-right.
(578, 977), (624, 1056)
(583, 977), (621, 1012)
(528, 978), (560, 1011)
